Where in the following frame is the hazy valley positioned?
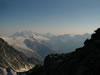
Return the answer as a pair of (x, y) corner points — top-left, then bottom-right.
(0, 31), (91, 75)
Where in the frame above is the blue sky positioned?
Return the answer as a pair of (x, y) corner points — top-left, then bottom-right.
(0, 0), (100, 35)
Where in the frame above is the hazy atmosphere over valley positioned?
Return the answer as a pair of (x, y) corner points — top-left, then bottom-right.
(0, 0), (100, 75)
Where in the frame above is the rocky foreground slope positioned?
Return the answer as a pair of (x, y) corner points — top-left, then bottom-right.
(27, 28), (100, 75)
(0, 38), (41, 73)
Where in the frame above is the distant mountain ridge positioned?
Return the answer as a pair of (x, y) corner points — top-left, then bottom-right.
(2, 32), (55, 60)
(24, 39), (55, 58)
(1, 31), (90, 60)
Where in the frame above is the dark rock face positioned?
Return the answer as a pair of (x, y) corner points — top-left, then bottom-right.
(27, 28), (100, 75)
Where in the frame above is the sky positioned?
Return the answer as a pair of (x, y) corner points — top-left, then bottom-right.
(0, 0), (100, 35)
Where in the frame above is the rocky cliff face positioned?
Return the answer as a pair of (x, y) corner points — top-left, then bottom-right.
(27, 28), (100, 75)
(0, 38), (40, 72)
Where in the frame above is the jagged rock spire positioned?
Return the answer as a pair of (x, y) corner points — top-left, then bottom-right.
(91, 28), (100, 40)
(95, 28), (100, 33)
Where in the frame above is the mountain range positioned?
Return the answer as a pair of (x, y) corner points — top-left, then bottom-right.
(0, 29), (98, 75)
(1, 31), (90, 60)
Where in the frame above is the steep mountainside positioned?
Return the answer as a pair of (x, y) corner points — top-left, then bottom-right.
(2, 32), (54, 59)
(2, 35), (43, 60)
(27, 28), (100, 75)
(0, 38), (40, 72)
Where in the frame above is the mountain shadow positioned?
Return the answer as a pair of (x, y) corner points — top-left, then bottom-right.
(27, 28), (100, 75)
